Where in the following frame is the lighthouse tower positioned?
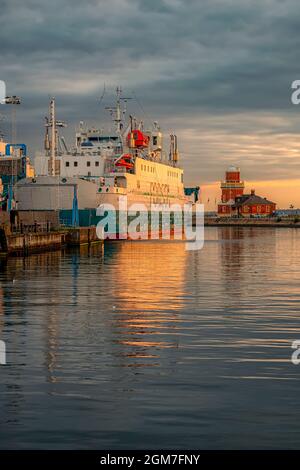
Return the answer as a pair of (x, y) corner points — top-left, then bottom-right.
(218, 166), (244, 216)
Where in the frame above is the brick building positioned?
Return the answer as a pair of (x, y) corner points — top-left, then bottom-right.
(217, 167), (276, 217)
(234, 190), (276, 217)
(217, 166), (244, 216)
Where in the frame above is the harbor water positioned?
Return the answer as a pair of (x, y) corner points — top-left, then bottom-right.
(1, 227), (300, 449)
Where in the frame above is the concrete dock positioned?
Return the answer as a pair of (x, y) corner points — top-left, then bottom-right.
(0, 225), (103, 256)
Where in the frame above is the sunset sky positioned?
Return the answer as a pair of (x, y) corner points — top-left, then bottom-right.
(1, 0), (300, 209)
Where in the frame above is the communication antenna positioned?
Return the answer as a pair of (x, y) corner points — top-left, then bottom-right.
(105, 86), (132, 134)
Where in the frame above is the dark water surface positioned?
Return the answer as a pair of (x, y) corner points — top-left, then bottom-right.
(1, 227), (300, 449)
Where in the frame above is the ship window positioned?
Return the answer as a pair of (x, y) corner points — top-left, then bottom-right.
(116, 176), (127, 188)
(74, 161), (78, 167)
(66, 162), (70, 167)
(87, 161), (91, 167)
(95, 161), (99, 167)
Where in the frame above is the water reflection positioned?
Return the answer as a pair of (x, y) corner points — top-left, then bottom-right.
(1, 231), (300, 449)
(104, 241), (187, 367)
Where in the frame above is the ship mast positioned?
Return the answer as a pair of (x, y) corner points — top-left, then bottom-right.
(115, 86), (122, 134)
(105, 87), (131, 135)
(47, 98), (66, 176)
(50, 98), (56, 176)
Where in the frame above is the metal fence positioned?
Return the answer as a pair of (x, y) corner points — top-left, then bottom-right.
(11, 221), (52, 234)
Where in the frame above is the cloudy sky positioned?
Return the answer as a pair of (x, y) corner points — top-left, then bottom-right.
(1, 0), (300, 208)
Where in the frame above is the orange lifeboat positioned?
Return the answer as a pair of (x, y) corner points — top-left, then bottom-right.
(115, 153), (134, 170)
(127, 130), (149, 148)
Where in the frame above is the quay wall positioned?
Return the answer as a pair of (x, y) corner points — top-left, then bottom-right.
(1, 231), (63, 255)
(203, 217), (300, 228)
(0, 226), (103, 255)
(65, 227), (101, 246)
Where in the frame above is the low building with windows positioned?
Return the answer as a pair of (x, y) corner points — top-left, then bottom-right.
(234, 190), (276, 217)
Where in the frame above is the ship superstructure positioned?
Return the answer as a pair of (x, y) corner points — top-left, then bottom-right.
(16, 88), (191, 228)
(99, 125), (185, 208)
(34, 97), (123, 180)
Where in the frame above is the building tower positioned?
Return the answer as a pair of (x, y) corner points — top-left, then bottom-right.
(218, 166), (245, 216)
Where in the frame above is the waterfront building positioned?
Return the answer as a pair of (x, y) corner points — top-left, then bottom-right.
(217, 167), (276, 217)
(0, 139), (34, 210)
(234, 190), (276, 217)
(217, 166), (245, 216)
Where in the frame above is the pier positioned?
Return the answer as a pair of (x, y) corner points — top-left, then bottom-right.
(0, 223), (103, 256)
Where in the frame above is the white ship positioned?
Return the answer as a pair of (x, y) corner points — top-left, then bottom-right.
(16, 88), (194, 228)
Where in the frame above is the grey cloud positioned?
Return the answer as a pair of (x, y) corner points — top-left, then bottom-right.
(0, 0), (300, 185)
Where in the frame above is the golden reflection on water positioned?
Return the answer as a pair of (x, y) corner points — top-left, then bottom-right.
(105, 241), (187, 365)
(2, 228), (300, 381)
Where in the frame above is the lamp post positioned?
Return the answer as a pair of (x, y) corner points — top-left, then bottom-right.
(5, 95), (21, 144)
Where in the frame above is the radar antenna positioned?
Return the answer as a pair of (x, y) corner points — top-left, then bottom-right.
(105, 86), (132, 134)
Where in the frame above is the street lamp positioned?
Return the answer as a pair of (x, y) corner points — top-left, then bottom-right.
(5, 95), (21, 144)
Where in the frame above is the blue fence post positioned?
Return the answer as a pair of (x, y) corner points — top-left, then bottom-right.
(71, 185), (79, 227)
